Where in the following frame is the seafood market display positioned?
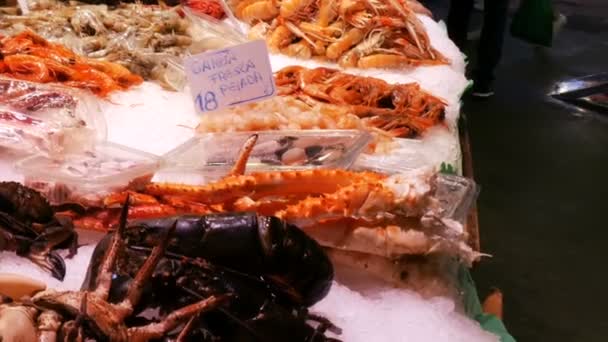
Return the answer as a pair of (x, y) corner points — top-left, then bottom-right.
(276, 66), (448, 137)
(0, 1), (225, 89)
(71, 140), (478, 267)
(0, 198), (339, 341)
(0, 78), (104, 157)
(0, 31), (143, 96)
(16, 142), (161, 208)
(231, 0), (448, 68)
(0, 0), (501, 340)
(199, 66), (448, 143)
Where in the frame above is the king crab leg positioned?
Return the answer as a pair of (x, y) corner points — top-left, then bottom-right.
(228, 133), (258, 177)
(114, 221), (178, 321)
(92, 195), (130, 300)
(126, 296), (227, 342)
(175, 314), (199, 342)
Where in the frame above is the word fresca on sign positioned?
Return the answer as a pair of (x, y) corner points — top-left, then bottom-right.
(185, 40), (276, 114)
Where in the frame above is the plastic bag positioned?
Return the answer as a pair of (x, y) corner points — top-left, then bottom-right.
(510, 0), (554, 47)
(17, 142), (160, 207)
(0, 78), (106, 158)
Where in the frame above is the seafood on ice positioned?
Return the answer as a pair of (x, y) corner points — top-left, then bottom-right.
(0, 2), (212, 90)
(0, 30), (142, 96)
(0, 198), (339, 341)
(72, 137), (479, 265)
(0, 78), (102, 157)
(198, 66), (448, 143)
(275, 66), (447, 138)
(230, 0), (447, 68)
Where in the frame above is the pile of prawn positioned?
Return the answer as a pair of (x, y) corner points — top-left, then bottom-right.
(197, 66), (447, 146)
(0, 2), (205, 89)
(184, 0), (226, 19)
(0, 30), (143, 97)
(275, 66), (447, 138)
(232, 0), (448, 68)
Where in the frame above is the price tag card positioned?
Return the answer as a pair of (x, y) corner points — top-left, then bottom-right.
(184, 40), (276, 114)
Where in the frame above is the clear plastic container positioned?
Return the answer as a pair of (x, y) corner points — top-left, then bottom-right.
(352, 160), (478, 225)
(15, 142), (161, 207)
(433, 174), (479, 224)
(161, 130), (372, 178)
(0, 78), (106, 158)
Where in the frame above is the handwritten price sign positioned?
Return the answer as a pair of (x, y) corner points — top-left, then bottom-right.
(184, 40), (276, 114)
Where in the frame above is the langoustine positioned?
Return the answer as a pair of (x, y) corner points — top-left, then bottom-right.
(198, 66), (447, 141)
(274, 65), (447, 138)
(237, 0), (448, 68)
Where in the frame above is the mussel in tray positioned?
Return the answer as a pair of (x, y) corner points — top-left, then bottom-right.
(243, 135), (348, 167)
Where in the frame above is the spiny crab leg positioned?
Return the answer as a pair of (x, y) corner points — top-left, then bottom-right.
(176, 314), (199, 342)
(146, 170), (386, 204)
(229, 133), (258, 177)
(276, 171), (437, 225)
(127, 295), (229, 341)
(93, 195), (130, 300)
(115, 221), (178, 321)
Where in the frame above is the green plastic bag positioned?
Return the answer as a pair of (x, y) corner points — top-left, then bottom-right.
(510, 0), (554, 47)
(459, 267), (517, 342)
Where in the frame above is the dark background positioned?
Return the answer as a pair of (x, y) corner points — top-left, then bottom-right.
(423, 0), (608, 341)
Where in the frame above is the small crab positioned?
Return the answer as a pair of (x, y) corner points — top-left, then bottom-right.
(0, 181), (78, 280)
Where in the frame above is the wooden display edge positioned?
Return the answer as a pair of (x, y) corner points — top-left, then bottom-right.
(459, 114), (480, 252)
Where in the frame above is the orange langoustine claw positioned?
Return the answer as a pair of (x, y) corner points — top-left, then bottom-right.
(0, 30), (142, 97)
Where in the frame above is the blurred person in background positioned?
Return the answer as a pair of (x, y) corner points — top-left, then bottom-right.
(447, 0), (510, 98)
(447, 0), (567, 99)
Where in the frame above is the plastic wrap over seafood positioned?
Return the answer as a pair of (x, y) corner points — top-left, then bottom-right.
(16, 142), (161, 207)
(228, 0), (447, 68)
(0, 78), (105, 157)
(74, 167), (480, 264)
(161, 130), (372, 181)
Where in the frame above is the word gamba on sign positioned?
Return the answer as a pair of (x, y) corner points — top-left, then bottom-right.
(185, 40), (276, 114)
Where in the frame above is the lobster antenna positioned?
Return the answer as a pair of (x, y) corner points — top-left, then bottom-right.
(228, 134), (258, 177)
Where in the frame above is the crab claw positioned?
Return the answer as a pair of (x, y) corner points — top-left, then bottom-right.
(27, 249), (66, 280)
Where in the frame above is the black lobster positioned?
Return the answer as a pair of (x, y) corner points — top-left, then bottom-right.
(82, 209), (339, 341)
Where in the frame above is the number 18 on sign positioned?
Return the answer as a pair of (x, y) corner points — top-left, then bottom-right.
(184, 40), (276, 114)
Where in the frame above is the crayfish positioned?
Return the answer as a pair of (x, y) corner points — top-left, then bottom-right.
(0, 182), (78, 280)
(82, 199), (340, 341)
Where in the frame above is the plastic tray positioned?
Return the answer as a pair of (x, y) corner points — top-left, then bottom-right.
(433, 174), (479, 224)
(15, 142), (160, 207)
(352, 160), (478, 225)
(0, 78), (106, 158)
(162, 130), (372, 175)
